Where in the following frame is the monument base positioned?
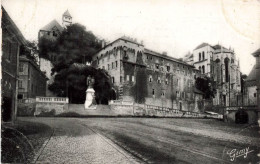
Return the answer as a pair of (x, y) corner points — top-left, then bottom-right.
(84, 88), (96, 109)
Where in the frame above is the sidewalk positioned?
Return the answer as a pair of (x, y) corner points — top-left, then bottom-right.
(35, 125), (140, 164)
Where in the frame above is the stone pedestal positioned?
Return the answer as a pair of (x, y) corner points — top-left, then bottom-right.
(84, 88), (95, 109)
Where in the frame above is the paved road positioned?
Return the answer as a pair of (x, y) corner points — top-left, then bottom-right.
(22, 117), (260, 164)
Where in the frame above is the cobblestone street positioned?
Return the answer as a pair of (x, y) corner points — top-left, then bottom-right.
(22, 117), (260, 164)
(34, 119), (140, 164)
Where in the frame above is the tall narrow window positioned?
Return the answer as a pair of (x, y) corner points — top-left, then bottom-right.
(112, 62), (114, 69)
(224, 58), (229, 82)
(199, 66), (201, 73)
(126, 75), (129, 81)
(132, 76), (135, 82)
(112, 77), (115, 83)
(202, 65), (205, 74)
(202, 52), (205, 60)
(199, 53), (201, 61)
(120, 76), (123, 83)
(115, 61), (118, 68)
(152, 89), (155, 96)
(108, 64), (110, 70)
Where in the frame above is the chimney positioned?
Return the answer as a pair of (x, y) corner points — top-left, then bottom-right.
(162, 51), (167, 56)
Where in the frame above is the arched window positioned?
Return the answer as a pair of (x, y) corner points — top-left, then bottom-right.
(202, 65), (205, 74)
(224, 58), (229, 82)
(199, 53), (201, 61)
(199, 66), (201, 73)
(202, 52), (205, 60)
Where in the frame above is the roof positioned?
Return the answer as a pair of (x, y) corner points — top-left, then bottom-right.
(144, 48), (194, 67)
(120, 36), (143, 46)
(212, 44), (229, 51)
(245, 65), (256, 82)
(63, 10), (72, 17)
(252, 48), (260, 57)
(2, 6), (27, 45)
(40, 19), (63, 32)
(194, 43), (211, 50)
(95, 36), (143, 54)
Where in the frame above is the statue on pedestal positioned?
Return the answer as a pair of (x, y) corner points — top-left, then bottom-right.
(84, 76), (96, 109)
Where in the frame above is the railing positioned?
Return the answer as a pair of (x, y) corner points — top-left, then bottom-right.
(36, 97), (69, 103)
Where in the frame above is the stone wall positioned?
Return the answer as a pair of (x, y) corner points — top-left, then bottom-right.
(34, 97), (69, 116)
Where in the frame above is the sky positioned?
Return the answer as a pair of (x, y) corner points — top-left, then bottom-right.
(2, 0), (260, 75)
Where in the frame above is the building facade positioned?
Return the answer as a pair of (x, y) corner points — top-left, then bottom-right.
(187, 43), (242, 107)
(18, 55), (47, 99)
(2, 7), (27, 122)
(92, 37), (202, 112)
(38, 10), (72, 96)
(243, 65), (257, 106)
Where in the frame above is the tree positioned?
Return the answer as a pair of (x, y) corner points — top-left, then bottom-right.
(41, 23), (112, 103)
(195, 76), (216, 99)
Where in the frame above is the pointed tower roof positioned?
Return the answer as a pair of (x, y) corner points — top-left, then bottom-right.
(63, 10), (72, 17)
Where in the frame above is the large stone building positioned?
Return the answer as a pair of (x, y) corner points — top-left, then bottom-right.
(186, 43), (242, 107)
(92, 36), (203, 112)
(38, 10), (72, 96)
(18, 55), (47, 99)
(243, 64), (257, 106)
(2, 7), (27, 122)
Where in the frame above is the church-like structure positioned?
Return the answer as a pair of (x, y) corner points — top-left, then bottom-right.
(38, 10), (72, 96)
(185, 43), (242, 107)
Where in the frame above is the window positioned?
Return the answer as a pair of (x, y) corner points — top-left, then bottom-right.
(202, 52), (205, 60)
(112, 77), (115, 83)
(167, 66), (170, 72)
(161, 91), (165, 97)
(156, 64), (159, 69)
(147, 55), (149, 59)
(132, 76), (135, 82)
(160, 67), (164, 71)
(254, 93), (257, 97)
(102, 66), (105, 69)
(149, 75), (153, 82)
(126, 75), (129, 81)
(165, 78), (168, 85)
(150, 56), (153, 60)
(47, 31), (50, 35)
(202, 65), (205, 74)
(152, 89), (155, 96)
(108, 64), (110, 70)
(53, 31), (57, 37)
(176, 91), (179, 97)
(177, 79), (179, 86)
(199, 53), (201, 61)
(18, 80), (22, 88)
(199, 66), (201, 73)
(19, 63), (23, 72)
(115, 61), (118, 68)
(157, 77), (161, 84)
(112, 62), (114, 69)
(120, 76), (123, 83)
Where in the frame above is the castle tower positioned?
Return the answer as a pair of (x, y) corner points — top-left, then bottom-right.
(62, 10), (72, 28)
